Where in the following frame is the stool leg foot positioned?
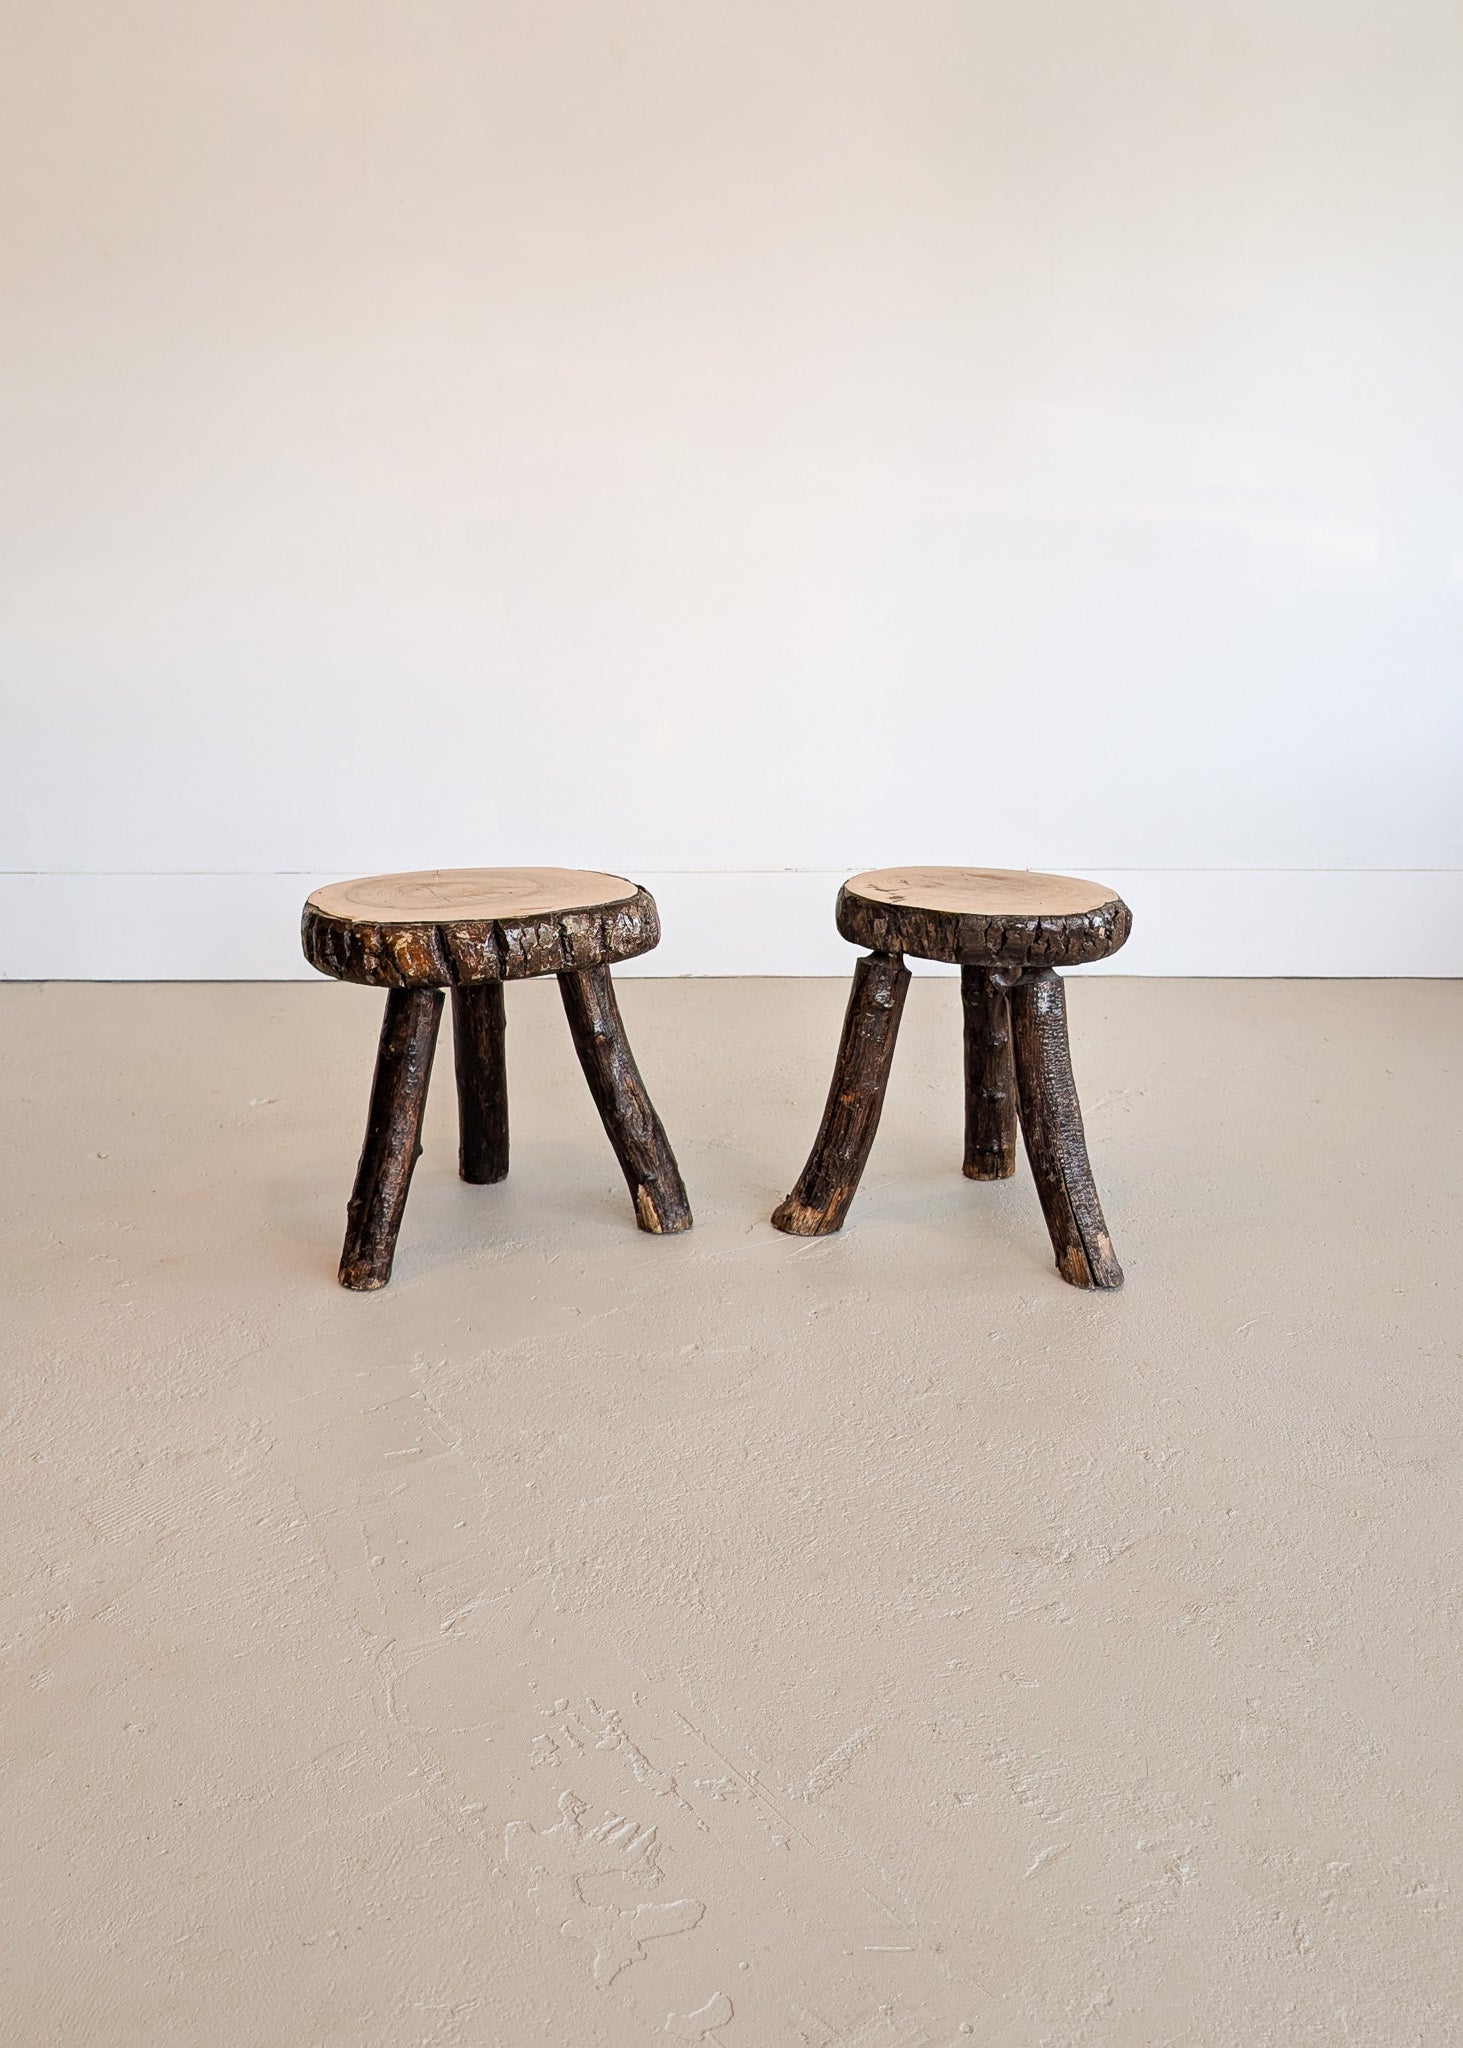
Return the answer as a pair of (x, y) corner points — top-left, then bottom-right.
(772, 951), (910, 1236)
(1010, 966), (1123, 1289)
(452, 982), (509, 1184)
(961, 965), (1018, 1180)
(340, 987), (444, 1291)
(559, 967), (692, 1234)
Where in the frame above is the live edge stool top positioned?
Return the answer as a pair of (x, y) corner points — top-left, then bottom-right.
(303, 867), (689, 1290)
(302, 866), (660, 987)
(837, 866), (1132, 967)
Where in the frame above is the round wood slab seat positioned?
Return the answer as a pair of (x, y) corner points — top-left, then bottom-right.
(837, 866), (1131, 968)
(302, 866), (659, 988)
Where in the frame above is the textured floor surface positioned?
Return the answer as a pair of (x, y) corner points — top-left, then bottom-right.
(2, 977), (1460, 2047)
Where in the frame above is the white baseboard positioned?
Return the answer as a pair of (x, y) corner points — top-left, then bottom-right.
(1, 869), (1460, 979)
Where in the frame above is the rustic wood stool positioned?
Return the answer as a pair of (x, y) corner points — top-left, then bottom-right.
(302, 868), (691, 1290)
(771, 867), (1132, 1288)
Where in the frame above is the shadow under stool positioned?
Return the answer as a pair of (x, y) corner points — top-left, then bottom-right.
(302, 867), (691, 1289)
(771, 867), (1132, 1289)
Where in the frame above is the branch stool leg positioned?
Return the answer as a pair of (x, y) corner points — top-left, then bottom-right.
(340, 986), (444, 1291)
(772, 950), (911, 1236)
(1009, 966), (1123, 1289)
(961, 964), (1018, 1180)
(558, 966), (692, 1234)
(452, 982), (509, 1184)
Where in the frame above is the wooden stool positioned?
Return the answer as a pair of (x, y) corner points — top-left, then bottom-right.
(771, 867), (1132, 1289)
(302, 868), (691, 1289)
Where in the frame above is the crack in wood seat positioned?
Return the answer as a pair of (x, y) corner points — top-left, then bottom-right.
(301, 866), (660, 988)
(303, 868), (689, 1289)
(774, 866), (1132, 1290)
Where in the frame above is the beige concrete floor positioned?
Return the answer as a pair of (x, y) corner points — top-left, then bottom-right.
(2, 977), (1461, 2047)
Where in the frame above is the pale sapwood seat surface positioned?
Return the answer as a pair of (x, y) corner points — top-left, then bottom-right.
(837, 866), (1132, 968)
(302, 867), (659, 987)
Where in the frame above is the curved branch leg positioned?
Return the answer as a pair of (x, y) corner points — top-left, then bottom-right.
(558, 967), (692, 1234)
(452, 982), (509, 1184)
(772, 951), (910, 1236)
(1010, 967), (1123, 1289)
(339, 987), (444, 1291)
(961, 965), (1018, 1180)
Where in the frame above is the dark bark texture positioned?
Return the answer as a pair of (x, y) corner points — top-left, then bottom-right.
(558, 967), (692, 1234)
(339, 987), (444, 1291)
(302, 887), (660, 989)
(771, 950), (911, 1236)
(837, 886), (1131, 970)
(452, 982), (509, 1184)
(1010, 966), (1124, 1289)
(961, 964), (1019, 1180)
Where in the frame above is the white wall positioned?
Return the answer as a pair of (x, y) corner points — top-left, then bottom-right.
(3, 1), (1461, 978)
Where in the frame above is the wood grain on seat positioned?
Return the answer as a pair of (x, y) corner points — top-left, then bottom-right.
(302, 867), (657, 987)
(837, 866), (1131, 970)
(845, 866), (1117, 918)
